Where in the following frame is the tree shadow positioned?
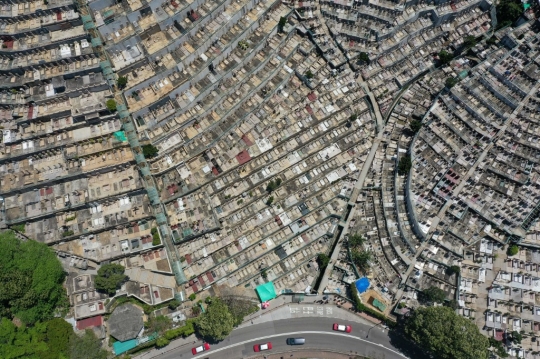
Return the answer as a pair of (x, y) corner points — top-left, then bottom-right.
(388, 328), (432, 359)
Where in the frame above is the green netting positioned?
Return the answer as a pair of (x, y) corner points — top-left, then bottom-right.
(372, 298), (387, 312)
(91, 38), (102, 47)
(255, 282), (277, 302)
(113, 339), (137, 355)
(113, 131), (127, 142)
(83, 21), (96, 30)
(103, 9), (115, 18)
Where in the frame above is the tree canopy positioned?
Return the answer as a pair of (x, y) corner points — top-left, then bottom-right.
(0, 231), (67, 324)
(145, 315), (171, 335)
(398, 155), (412, 175)
(507, 244), (519, 256)
(116, 76), (128, 89)
(348, 233), (365, 247)
(195, 298), (234, 341)
(94, 263), (127, 296)
(438, 50), (453, 65)
(142, 144), (159, 159)
(404, 306), (489, 359)
(410, 120), (423, 133)
(221, 297), (259, 327)
(106, 99), (117, 112)
(421, 286), (447, 304)
(496, 0), (523, 28)
(69, 329), (109, 359)
(0, 317), (108, 359)
(351, 250), (371, 273)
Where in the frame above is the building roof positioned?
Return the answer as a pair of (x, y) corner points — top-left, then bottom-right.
(76, 315), (103, 330)
(255, 282), (277, 302)
(108, 303), (144, 342)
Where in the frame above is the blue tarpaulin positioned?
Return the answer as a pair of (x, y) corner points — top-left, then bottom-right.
(355, 277), (370, 294)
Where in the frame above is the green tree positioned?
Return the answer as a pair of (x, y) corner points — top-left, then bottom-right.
(422, 286), (447, 304)
(266, 196), (274, 206)
(507, 244), (519, 256)
(278, 16), (287, 32)
(317, 253), (330, 269)
(489, 337), (509, 358)
(195, 298), (234, 341)
(0, 317), (48, 358)
(188, 293), (196, 301)
(142, 144), (159, 158)
(221, 297), (259, 327)
(0, 231), (67, 324)
(351, 250), (371, 273)
(463, 35), (477, 48)
(358, 52), (370, 64)
(446, 77), (459, 88)
(305, 70), (314, 79)
(404, 306), (489, 359)
(348, 233), (365, 247)
(117, 76), (128, 89)
(94, 263), (127, 296)
(410, 119), (423, 133)
(446, 265), (461, 276)
(41, 318), (75, 359)
(511, 330), (522, 344)
(69, 329), (109, 359)
(438, 50), (453, 65)
(496, 0), (522, 27)
(106, 99), (117, 112)
(397, 155), (412, 175)
(145, 315), (171, 335)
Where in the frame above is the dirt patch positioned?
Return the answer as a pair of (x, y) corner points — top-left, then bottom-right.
(156, 258), (171, 272)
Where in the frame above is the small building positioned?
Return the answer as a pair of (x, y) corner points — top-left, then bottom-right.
(108, 303), (144, 342)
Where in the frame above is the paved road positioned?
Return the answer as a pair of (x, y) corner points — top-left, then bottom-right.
(152, 316), (406, 359)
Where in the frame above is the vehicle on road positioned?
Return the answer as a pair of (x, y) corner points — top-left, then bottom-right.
(191, 343), (210, 355)
(333, 323), (352, 333)
(286, 338), (305, 345)
(253, 342), (273, 352)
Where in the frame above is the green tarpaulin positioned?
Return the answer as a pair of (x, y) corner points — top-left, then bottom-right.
(113, 339), (137, 355)
(372, 298), (387, 312)
(114, 131), (127, 142)
(255, 282), (277, 302)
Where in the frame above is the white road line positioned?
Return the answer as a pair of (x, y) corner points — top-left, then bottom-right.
(194, 330), (408, 359)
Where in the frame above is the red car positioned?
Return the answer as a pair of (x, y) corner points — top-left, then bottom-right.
(191, 343), (210, 355)
(333, 323), (352, 333)
(253, 342), (273, 352)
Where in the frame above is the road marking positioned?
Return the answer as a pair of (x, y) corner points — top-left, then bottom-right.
(193, 330), (408, 359)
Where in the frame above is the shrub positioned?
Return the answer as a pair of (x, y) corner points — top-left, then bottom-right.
(438, 50), (453, 65)
(106, 99), (117, 112)
(142, 144), (159, 158)
(164, 319), (195, 340)
(446, 77), (459, 88)
(117, 76), (128, 89)
(397, 155), (412, 175)
(189, 293), (196, 301)
(507, 245), (519, 256)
